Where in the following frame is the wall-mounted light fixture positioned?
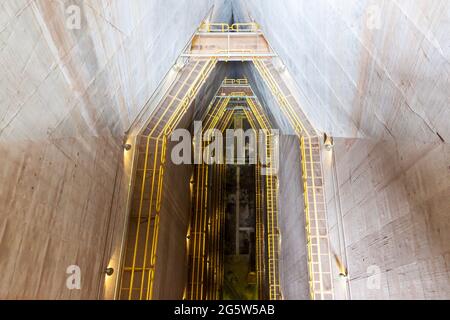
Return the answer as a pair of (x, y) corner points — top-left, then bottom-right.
(276, 63), (286, 73)
(334, 253), (348, 277)
(173, 59), (185, 72)
(324, 133), (334, 151)
(122, 143), (132, 151)
(104, 267), (114, 276)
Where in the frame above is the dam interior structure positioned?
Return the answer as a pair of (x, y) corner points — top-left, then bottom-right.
(0, 0), (449, 300)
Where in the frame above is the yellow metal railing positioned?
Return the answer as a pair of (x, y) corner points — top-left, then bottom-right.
(212, 110), (233, 300)
(300, 136), (315, 297)
(187, 97), (232, 300)
(243, 107), (267, 300)
(119, 58), (217, 300)
(206, 160), (225, 300)
(231, 22), (259, 32)
(199, 22), (259, 33)
(253, 60), (307, 134)
(223, 78), (249, 86)
(187, 79), (283, 300)
(253, 59), (316, 299)
(245, 97), (282, 300)
(252, 60), (334, 300)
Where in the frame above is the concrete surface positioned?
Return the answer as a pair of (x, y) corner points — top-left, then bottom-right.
(0, 0), (214, 299)
(324, 138), (450, 299)
(233, 0), (449, 143)
(1, 0), (448, 300)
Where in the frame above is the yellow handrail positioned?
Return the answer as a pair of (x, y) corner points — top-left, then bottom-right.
(243, 107), (267, 300)
(244, 97), (281, 300)
(199, 22), (229, 32)
(121, 58), (217, 301)
(231, 22), (259, 32)
(199, 22), (259, 33)
(223, 78), (249, 86)
(253, 59), (334, 300)
(187, 97), (231, 300)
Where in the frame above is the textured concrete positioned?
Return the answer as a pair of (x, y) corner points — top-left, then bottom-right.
(0, 136), (120, 299)
(1, 0), (448, 300)
(1, 0), (214, 141)
(233, 0), (449, 143)
(232, 0), (450, 299)
(98, 142), (134, 300)
(324, 138), (450, 299)
(153, 143), (192, 299)
(193, 62), (230, 122)
(0, 0), (213, 299)
(151, 70), (227, 299)
(242, 62), (294, 134)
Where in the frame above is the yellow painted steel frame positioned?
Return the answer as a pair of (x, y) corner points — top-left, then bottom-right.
(253, 60), (334, 300)
(207, 110), (234, 300)
(223, 78), (249, 86)
(231, 23), (259, 32)
(187, 97), (232, 300)
(188, 86), (282, 300)
(120, 58), (217, 300)
(243, 108), (267, 300)
(207, 162), (220, 299)
(199, 22), (259, 33)
(245, 97), (282, 300)
(186, 79), (282, 300)
(224, 92), (248, 99)
(300, 136), (315, 297)
(215, 110), (234, 300)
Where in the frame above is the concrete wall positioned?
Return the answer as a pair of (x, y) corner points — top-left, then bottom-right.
(232, 0), (450, 300)
(242, 62), (294, 135)
(1, 0), (214, 141)
(0, 136), (121, 299)
(278, 135), (310, 299)
(0, 0), (213, 299)
(2, 0), (448, 301)
(233, 0), (449, 143)
(210, 0), (233, 24)
(153, 143), (192, 299)
(193, 62), (230, 121)
(98, 143), (134, 300)
(324, 138), (450, 299)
